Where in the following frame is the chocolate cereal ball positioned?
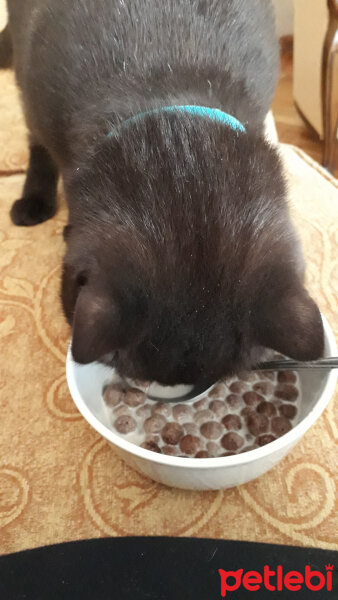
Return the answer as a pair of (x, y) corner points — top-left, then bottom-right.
(114, 414), (137, 434)
(184, 422), (199, 436)
(221, 432), (244, 451)
(243, 391), (264, 406)
(229, 381), (250, 394)
(208, 383), (226, 398)
(274, 384), (299, 402)
(257, 434), (276, 446)
(113, 405), (131, 418)
(271, 416), (292, 436)
(193, 397), (209, 410)
(279, 404), (297, 419)
(195, 409), (215, 426)
(162, 445), (179, 456)
(257, 401), (277, 417)
(161, 422), (184, 445)
(222, 414), (242, 431)
(124, 388), (145, 407)
(103, 383), (125, 407)
(200, 421), (223, 440)
(206, 442), (220, 456)
(152, 402), (172, 418)
(141, 440), (161, 453)
(247, 413), (269, 436)
(239, 372), (257, 382)
(136, 405), (152, 419)
(172, 404), (193, 423)
(209, 400), (227, 417)
(195, 451), (209, 458)
(144, 414), (167, 434)
(240, 406), (255, 418)
(180, 435), (201, 455)
(278, 371), (297, 384)
(226, 394), (241, 409)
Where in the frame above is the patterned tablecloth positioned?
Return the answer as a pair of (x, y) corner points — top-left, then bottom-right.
(0, 65), (337, 556)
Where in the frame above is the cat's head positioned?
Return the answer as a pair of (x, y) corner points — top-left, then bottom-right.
(62, 112), (324, 385)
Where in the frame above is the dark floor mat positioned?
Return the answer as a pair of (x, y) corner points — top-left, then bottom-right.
(0, 536), (336, 599)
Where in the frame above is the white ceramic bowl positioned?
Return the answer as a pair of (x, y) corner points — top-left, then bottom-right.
(66, 315), (337, 490)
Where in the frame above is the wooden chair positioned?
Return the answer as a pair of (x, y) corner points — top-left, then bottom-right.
(322, 0), (338, 172)
(294, 0), (338, 174)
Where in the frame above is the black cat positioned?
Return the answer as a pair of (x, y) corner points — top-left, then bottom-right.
(1, 0), (324, 385)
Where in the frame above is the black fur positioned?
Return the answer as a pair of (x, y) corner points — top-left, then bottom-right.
(2, 0), (324, 385)
(10, 143), (58, 225)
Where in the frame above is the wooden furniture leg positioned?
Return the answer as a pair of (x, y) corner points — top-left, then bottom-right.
(322, 0), (338, 173)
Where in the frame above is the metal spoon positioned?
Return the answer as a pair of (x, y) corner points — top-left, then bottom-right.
(131, 357), (338, 403)
(255, 357), (338, 371)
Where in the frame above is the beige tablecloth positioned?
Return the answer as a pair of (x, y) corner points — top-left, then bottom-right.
(0, 67), (337, 556)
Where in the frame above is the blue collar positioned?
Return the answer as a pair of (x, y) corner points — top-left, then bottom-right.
(111, 105), (246, 134)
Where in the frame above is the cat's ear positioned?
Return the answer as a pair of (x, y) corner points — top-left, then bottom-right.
(255, 286), (324, 360)
(71, 286), (122, 364)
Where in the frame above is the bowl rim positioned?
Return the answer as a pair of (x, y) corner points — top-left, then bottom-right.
(66, 313), (337, 469)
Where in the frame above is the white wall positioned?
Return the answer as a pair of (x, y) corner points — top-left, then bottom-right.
(272, 0), (294, 36)
(294, 0), (328, 136)
(0, 1), (7, 30)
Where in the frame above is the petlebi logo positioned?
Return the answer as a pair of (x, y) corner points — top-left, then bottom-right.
(218, 564), (334, 596)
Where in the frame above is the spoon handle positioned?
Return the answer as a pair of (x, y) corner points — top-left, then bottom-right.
(256, 357), (338, 371)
